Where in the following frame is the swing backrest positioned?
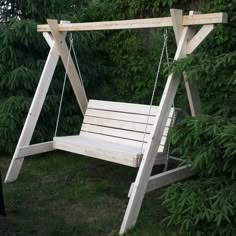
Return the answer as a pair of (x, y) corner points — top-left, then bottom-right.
(80, 100), (174, 153)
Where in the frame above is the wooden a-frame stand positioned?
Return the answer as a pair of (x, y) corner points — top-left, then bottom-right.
(5, 9), (227, 235)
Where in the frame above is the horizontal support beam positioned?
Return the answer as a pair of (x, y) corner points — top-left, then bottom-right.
(169, 156), (182, 162)
(146, 165), (197, 193)
(16, 141), (54, 159)
(37, 12), (227, 32)
(128, 165), (196, 197)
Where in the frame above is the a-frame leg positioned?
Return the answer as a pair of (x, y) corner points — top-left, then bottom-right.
(120, 9), (215, 233)
(5, 38), (60, 183)
(119, 25), (193, 234)
(171, 9), (202, 117)
(185, 22), (214, 116)
(47, 19), (88, 115)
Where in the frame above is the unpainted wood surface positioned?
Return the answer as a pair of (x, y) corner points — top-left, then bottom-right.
(81, 100), (174, 153)
(119, 15), (194, 234)
(17, 142), (54, 158)
(54, 135), (140, 167)
(54, 100), (175, 167)
(47, 19), (88, 115)
(37, 12), (227, 32)
(5, 39), (60, 183)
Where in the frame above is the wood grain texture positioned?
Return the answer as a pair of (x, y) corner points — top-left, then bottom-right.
(119, 16), (193, 234)
(54, 136), (140, 167)
(47, 19), (88, 115)
(5, 39), (60, 183)
(17, 142), (54, 158)
(128, 165), (197, 197)
(37, 12), (227, 32)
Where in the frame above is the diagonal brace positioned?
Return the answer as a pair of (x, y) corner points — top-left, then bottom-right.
(47, 20), (88, 115)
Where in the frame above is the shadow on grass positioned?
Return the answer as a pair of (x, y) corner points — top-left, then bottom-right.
(0, 152), (176, 236)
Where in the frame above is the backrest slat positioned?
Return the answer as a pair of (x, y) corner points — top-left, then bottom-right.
(80, 100), (175, 153)
(88, 100), (159, 116)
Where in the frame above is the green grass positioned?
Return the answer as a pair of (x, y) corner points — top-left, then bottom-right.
(0, 152), (176, 236)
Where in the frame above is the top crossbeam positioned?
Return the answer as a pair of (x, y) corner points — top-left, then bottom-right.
(37, 12), (227, 32)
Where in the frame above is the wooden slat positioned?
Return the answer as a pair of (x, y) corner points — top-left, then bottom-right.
(54, 137), (139, 167)
(82, 122), (167, 145)
(80, 131), (145, 148)
(37, 12), (227, 32)
(82, 101), (174, 156)
(5, 37), (60, 183)
(81, 124), (151, 142)
(85, 109), (157, 124)
(83, 116), (153, 133)
(88, 100), (175, 118)
(17, 142), (54, 158)
(88, 100), (159, 116)
(53, 135), (166, 167)
(55, 135), (140, 153)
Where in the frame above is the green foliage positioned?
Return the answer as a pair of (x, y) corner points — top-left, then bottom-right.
(0, 0), (235, 234)
(170, 116), (236, 178)
(162, 179), (236, 236)
(162, 1), (236, 234)
(0, 0), (106, 152)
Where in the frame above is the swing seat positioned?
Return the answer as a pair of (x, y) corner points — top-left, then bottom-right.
(53, 100), (175, 167)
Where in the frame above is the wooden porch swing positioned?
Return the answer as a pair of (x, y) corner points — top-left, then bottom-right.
(5, 9), (227, 235)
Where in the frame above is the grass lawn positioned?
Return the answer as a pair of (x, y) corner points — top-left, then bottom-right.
(0, 152), (177, 236)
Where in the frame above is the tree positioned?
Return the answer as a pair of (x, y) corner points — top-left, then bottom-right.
(0, 0), (104, 152)
(162, 1), (236, 234)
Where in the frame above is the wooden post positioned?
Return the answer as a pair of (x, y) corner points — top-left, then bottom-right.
(37, 13), (227, 32)
(119, 22), (193, 234)
(120, 9), (220, 234)
(47, 19), (88, 115)
(0, 171), (6, 216)
(184, 11), (214, 116)
(4, 35), (60, 183)
(171, 10), (202, 117)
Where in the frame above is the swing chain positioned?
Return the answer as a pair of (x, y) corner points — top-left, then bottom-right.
(163, 28), (176, 172)
(139, 30), (169, 157)
(54, 33), (74, 137)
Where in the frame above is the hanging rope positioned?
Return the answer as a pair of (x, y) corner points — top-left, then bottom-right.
(139, 30), (168, 157)
(71, 39), (86, 96)
(54, 34), (74, 137)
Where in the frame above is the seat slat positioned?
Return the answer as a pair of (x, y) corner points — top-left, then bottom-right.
(56, 135), (141, 153)
(54, 136), (139, 167)
(88, 100), (175, 118)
